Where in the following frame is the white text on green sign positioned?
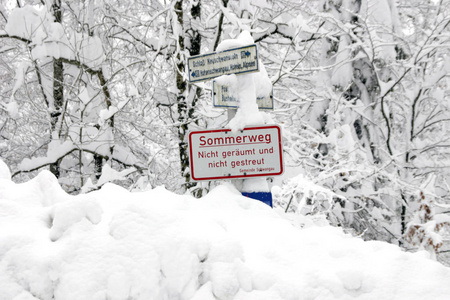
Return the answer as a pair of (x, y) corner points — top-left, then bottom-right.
(187, 44), (259, 82)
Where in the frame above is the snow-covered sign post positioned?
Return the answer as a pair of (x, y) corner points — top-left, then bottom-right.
(187, 31), (282, 207)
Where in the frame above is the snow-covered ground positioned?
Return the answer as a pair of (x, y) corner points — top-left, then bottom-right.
(1, 160), (450, 300)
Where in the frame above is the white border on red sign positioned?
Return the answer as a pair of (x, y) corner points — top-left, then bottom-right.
(188, 125), (283, 181)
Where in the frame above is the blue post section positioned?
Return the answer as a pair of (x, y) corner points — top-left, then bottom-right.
(242, 192), (273, 207)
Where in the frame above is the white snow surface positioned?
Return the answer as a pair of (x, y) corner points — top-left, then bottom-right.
(4, 6), (49, 40)
(1, 166), (450, 300)
(5, 5), (104, 69)
(0, 160), (11, 180)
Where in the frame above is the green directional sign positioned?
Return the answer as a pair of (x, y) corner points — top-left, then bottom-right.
(187, 44), (259, 83)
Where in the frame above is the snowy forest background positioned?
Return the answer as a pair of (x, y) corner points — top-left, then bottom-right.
(1, 0), (450, 263)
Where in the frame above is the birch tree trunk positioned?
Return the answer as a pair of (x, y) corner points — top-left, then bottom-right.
(174, 0), (202, 194)
(49, 0), (64, 178)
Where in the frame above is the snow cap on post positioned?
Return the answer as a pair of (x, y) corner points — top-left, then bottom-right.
(216, 31), (273, 132)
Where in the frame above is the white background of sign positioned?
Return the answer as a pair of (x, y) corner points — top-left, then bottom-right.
(189, 125), (283, 180)
(212, 81), (273, 110)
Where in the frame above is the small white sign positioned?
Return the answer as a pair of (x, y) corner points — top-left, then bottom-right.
(187, 44), (259, 83)
(212, 81), (273, 110)
(189, 125), (283, 181)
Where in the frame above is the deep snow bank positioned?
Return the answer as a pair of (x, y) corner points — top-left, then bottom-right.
(1, 167), (450, 300)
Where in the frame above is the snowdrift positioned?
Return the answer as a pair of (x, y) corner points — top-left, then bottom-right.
(1, 165), (450, 300)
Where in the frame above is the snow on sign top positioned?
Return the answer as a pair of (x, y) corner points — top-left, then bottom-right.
(187, 44), (259, 82)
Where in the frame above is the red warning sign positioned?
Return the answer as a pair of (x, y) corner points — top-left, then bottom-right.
(188, 125), (283, 181)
